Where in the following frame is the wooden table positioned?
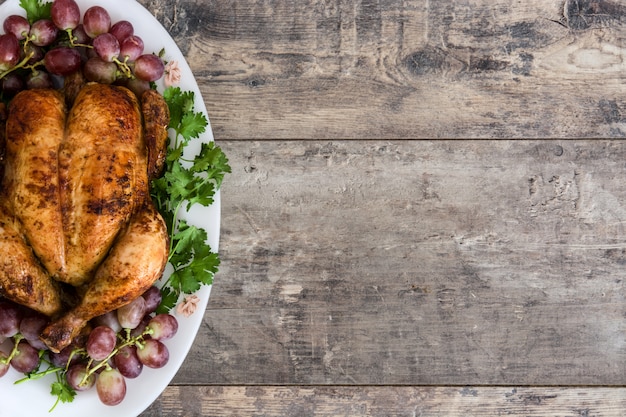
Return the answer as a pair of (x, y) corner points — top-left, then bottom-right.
(139, 0), (626, 415)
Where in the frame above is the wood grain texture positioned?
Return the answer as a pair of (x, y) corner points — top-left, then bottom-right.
(171, 140), (626, 386)
(143, 386), (626, 416)
(139, 0), (626, 139)
(139, 140), (626, 416)
(128, 0), (626, 416)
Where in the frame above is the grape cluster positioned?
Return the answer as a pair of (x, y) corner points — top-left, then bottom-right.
(0, 286), (178, 406)
(0, 0), (166, 98)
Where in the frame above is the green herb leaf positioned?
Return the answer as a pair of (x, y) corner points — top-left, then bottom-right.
(192, 142), (232, 189)
(156, 286), (179, 314)
(19, 0), (52, 24)
(170, 220), (205, 265)
(168, 252), (219, 294)
(168, 221), (219, 293)
(179, 111), (208, 141)
(164, 159), (195, 207)
(51, 381), (75, 402)
(162, 87), (196, 136)
(152, 86), (231, 312)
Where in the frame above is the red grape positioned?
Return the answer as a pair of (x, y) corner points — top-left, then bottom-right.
(0, 34), (20, 72)
(44, 46), (81, 75)
(86, 326), (117, 361)
(19, 314), (49, 350)
(10, 340), (39, 373)
(116, 296), (146, 329)
(83, 56), (121, 83)
(113, 345), (143, 378)
(1, 72), (23, 96)
(129, 314), (150, 339)
(92, 310), (122, 334)
(133, 54), (164, 81)
(136, 339), (169, 369)
(119, 76), (150, 97)
(120, 35), (144, 62)
(66, 363), (95, 391)
(72, 23), (91, 45)
(49, 342), (82, 368)
(0, 351), (10, 378)
(3, 15), (29, 40)
(93, 33), (120, 62)
(30, 19), (59, 46)
(19, 314), (48, 340)
(26, 70), (53, 89)
(23, 43), (45, 64)
(96, 368), (126, 406)
(83, 6), (111, 38)
(51, 0), (81, 31)
(0, 301), (22, 338)
(141, 286), (162, 314)
(147, 314), (178, 341)
(109, 20), (134, 43)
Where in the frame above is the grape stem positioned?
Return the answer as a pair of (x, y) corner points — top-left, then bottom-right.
(0, 334), (25, 365)
(0, 51), (35, 80)
(49, 371), (70, 413)
(78, 326), (154, 387)
(113, 57), (133, 79)
(14, 361), (63, 384)
(66, 29), (92, 49)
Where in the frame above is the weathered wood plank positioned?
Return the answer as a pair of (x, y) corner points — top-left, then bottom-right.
(139, 0), (626, 139)
(169, 140), (626, 386)
(142, 386), (626, 416)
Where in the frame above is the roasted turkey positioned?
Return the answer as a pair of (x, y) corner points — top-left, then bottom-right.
(0, 82), (170, 353)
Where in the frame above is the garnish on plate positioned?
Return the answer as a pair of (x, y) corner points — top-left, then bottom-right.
(0, 0), (230, 409)
(152, 86), (231, 314)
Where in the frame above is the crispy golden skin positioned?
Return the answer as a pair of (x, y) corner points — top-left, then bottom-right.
(142, 89), (170, 179)
(59, 83), (148, 286)
(0, 203), (63, 317)
(0, 102), (6, 183)
(0, 83), (171, 351)
(41, 202), (168, 352)
(4, 89), (67, 279)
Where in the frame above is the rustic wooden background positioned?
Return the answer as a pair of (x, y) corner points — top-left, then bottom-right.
(137, 0), (626, 415)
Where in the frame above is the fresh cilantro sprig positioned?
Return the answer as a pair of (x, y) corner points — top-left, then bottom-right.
(151, 86), (231, 313)
(49, 376), (76, 412)
(19, 0), (52, 23)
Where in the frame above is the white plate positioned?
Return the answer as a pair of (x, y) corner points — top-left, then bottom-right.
(0, 1), (219, 416)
